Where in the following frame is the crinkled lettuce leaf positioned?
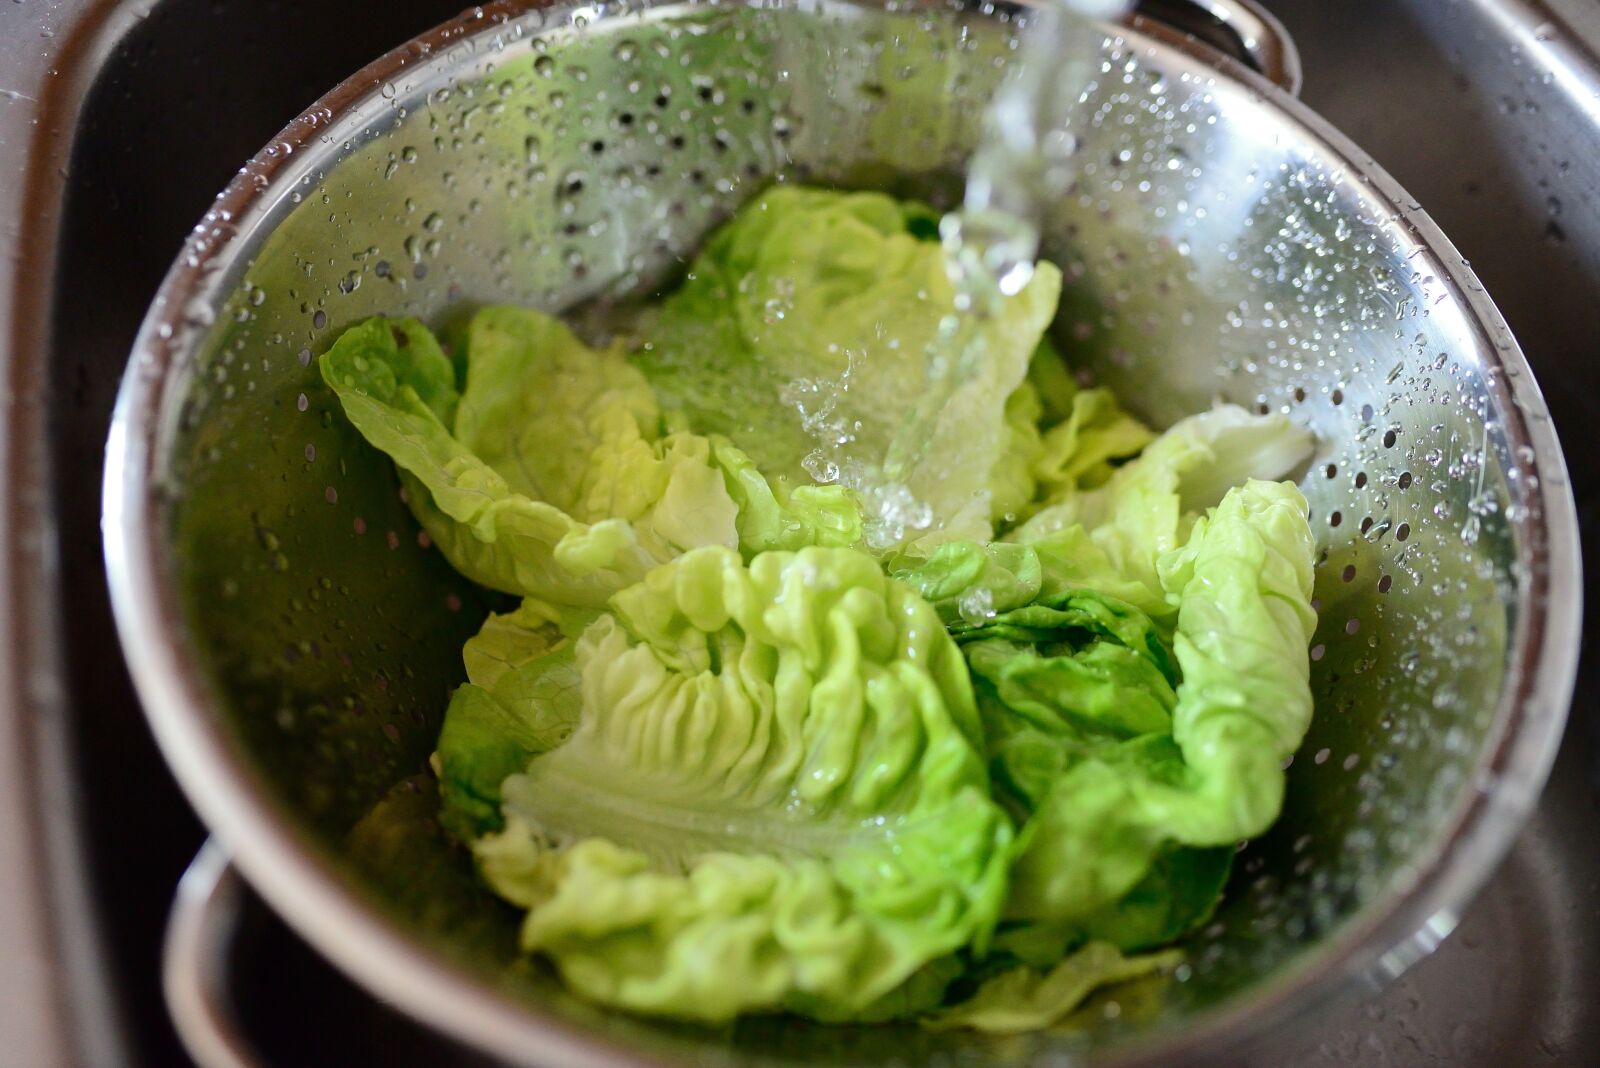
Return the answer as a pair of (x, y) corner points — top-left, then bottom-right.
(454, 546), (1013, 1021)
(989, 370), (1047, 526)
(893, 540), (1044, 627)
(1147, 478), (1319, 841)
(958, 591), (1179, 787)
(638, 186), (1061, 549)
(459, 598), (565, 689)
(925, 941), (1182, 1034)
(955, 590), (1187, 929)
(319, 313), (727, 607)
(434, 601), (582, 840)
(1003, 481), (1316, 927)
(450, 306), (660, 519)
(1009, 404), (1314, 619)
(894, 546), (1234, 954)
(986, 342), (1156, 532)
(320, 310), (857, 612)
(898, 479), (1312, 945)
(1023, 345), (1157, 502)
(710, 436), (863, 553)
(906, 404), (1310, 626)
(1071, 845), (1233, 952)
(991, 842), (1232, 968)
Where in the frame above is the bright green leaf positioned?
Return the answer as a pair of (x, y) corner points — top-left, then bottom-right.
(471, 546), (1013, 1021)
(639, 186), (1061, 551)
(925, 941), (1183, 1033)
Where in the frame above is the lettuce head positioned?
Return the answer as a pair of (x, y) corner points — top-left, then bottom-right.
(323, 186), (1320, 1035)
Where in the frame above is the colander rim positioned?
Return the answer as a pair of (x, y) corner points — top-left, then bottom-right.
(101, 0), (1583, 1064)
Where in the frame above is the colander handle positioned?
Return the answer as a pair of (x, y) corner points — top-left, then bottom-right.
(1133, 0), (1304, 96)
(164, 841), (266, 1068)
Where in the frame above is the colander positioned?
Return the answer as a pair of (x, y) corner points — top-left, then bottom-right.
(101, 0), (1582, 1065)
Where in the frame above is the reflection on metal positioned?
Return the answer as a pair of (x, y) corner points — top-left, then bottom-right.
(1137, 0), (1304, 94)
(164, 842), (258, 1068)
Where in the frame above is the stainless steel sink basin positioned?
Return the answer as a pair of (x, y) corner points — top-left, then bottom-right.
(1, 1), (1594, 1064)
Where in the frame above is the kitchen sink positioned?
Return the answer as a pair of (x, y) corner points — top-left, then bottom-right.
(1, 1), (1595, 1064)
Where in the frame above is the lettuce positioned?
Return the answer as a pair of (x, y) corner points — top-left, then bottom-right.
(434, 601), (582, 840)
(963, 594), (1180, 783)
(320, 309), (865, 612)
(1070, 844), (1233, 952)
(324, 187), (1319, 1034)
(1148, 479), (1319, 841)
(925, 941), (1183, 1033)
(896, 480), (1314, 953)
(894, 540), (1044, 626)
(1010, 404), (1313, 619)
(1021, 345), (1157, 506)
(990, 372), (1048, 526)
(1002, 481), (1316, 930)
(320, 313), (729, 608)
(638, 187), (1061, 550)
(708, 436), (863, 553)
(452, 546), (1013, 1021)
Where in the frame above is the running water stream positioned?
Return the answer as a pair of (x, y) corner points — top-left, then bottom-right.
(861, 0), (1134, 546)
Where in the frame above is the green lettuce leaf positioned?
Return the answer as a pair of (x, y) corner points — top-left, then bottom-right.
(435, 603), (583, 840)
(321, 310), (856, 611)
(1009, 404), (1314, 619)
(989, 373), (1046, 526)
(638, 186), (1062, 550)
(789, 954), (968, 1024)
(1003, 480), (1316, 926)
(1072, 845), (1233, 951)
(889, 547), (1226, 952)
(961, 592), (1179, 787)
(897, 456), (1312, 955)
(892, 540), (1044, 626)
(893, 548), (1177, 788)
(986, 342), (1154, 533)
(1023, 345), (1155, 503)
(449, 306), (659, 518)
(459, 599), (565, 689)
(320, 314), (716, 607)
(466, 546), (1013, 1021)
(924, 941), (1183, 1033)
(709, 436), (863, 553)
(1146, 478), (1319, 842)
(992, 842), (1232, 967)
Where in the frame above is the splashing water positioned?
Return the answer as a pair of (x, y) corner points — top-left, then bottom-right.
(858, 0), (1133, 548)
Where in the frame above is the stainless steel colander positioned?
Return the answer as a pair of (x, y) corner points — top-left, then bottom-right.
(102, 0), (1582, 1065)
